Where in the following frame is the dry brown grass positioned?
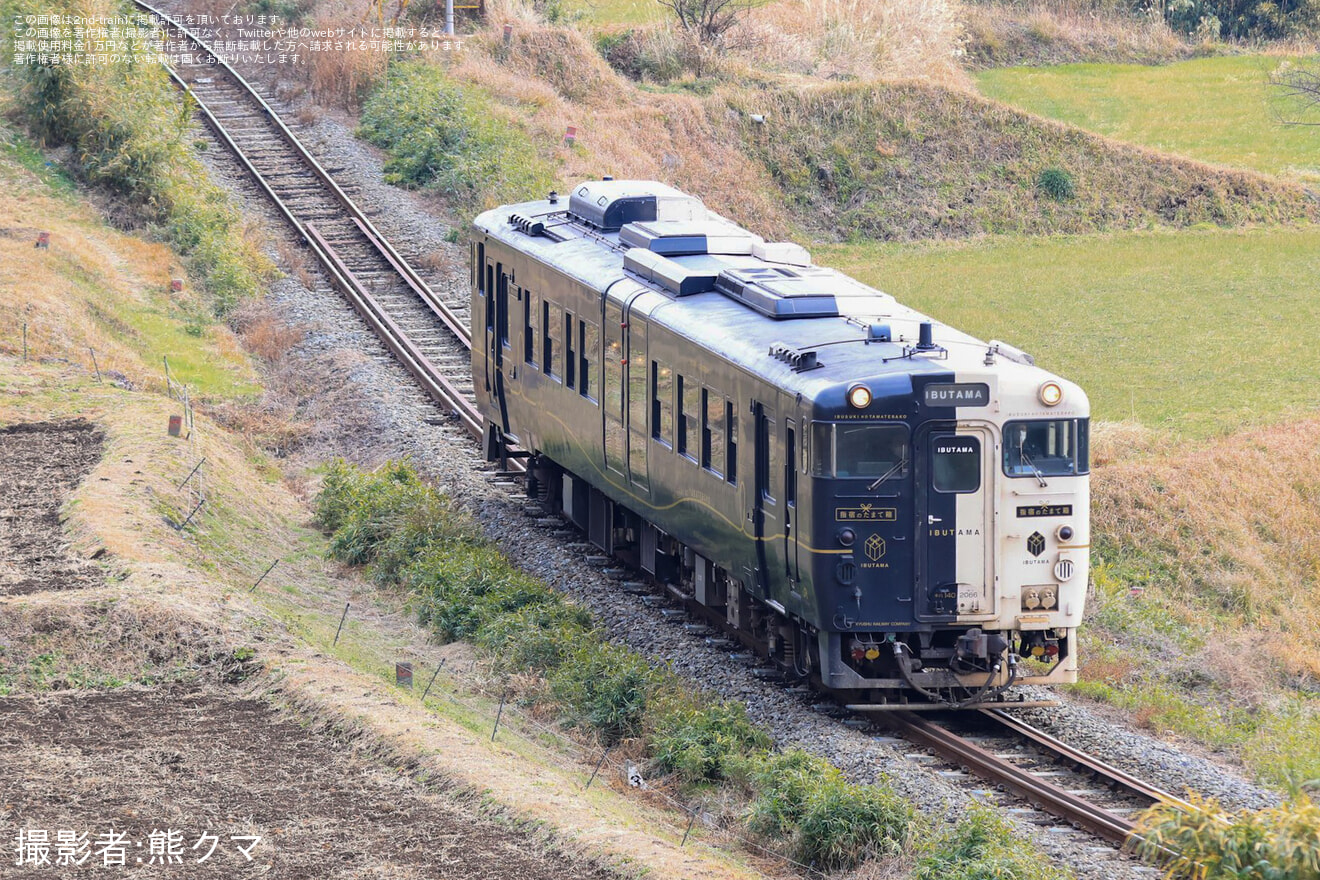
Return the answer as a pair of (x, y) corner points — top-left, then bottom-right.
(439, 21), (795, 235)
(1093, 416), (1320, 682)
(736, 0), (970, 87)
(962, 0), (1188, 67)
(0, 141), (257, 397)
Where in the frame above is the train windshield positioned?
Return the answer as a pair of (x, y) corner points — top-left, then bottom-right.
(811, 423), (909, 479)
(1003, 419), (1089, 477)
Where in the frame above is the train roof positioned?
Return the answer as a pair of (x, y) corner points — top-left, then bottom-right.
(476, 180), (1070, 407)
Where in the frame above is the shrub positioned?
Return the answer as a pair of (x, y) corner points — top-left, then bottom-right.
(356, 62), (555, 213)
(4, 0), (268, 313)
(475, 604), (596, 672)
(915, 807), (1046, 880)
(648, 698), (772, 785)
(747, 750), (912, 871)
(1134, 792), (1320, 880)
(317, 460), (432, 565)
(549, 641), (661, 744)
(1036, 166), (1076, 201)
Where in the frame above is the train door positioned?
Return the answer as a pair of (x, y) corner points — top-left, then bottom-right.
(784, 414), (800, 584)
(604, 300), (625, 476)
(491, 263), (511, 431)
(625, 303), (648, 492)
(915, 422), (995, 621)
(752, 401), (778, 591)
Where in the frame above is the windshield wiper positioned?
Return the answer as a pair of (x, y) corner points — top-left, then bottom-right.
(867, 458), (908, 492)
(1019, 449), (1049, 488)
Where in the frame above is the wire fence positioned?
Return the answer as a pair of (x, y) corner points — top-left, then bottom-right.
(149, 430), (825, 880)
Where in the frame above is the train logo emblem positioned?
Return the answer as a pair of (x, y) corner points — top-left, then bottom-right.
(1027, 531), (1046, 557)
(864, 534), (886, 561)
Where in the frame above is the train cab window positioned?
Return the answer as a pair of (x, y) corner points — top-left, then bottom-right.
(524, 289), (538, 367)
(474, 242), (483, 291)
(652, 360), (673, 447)
(545, 301), (562, 382)
(702, 389), (725, 477)
(811, 423), (909, 480)
(1003, 418), (1089, 478)
(933, 436), (981, 494)
(678, 376), (698, 462)
(580, 320), (599, 402)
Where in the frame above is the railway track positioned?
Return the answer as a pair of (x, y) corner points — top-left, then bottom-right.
(860, 705), (1191, 850)
(134, 0), (486, 441)
(135, 4), (1185, 863)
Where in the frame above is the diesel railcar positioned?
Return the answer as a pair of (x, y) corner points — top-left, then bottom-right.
(471, 179), (1090, 705)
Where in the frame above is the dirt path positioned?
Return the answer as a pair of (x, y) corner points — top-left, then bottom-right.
(0, 420), (104, 596)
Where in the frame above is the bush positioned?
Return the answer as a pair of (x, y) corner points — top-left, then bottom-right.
(1036, 166), (1076, 201)
(747, 750), (912, 871)
(4, 0), (268, 313)
(475, 604), (596, 672)
(915, 807), (1045, 880)
(356, 62), (555, 212)
(549, 641), (661, 744)
(316, 459), (432, 565)
(1134, 792), (1320, 880)
(648, 699), (772, 785)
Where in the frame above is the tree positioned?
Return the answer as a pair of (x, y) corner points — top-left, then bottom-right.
(656, 0), (753, 46)
(1271, 60), (1320, 126)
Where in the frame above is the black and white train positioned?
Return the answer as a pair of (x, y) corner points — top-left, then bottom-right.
(471, 179), (1090, 705)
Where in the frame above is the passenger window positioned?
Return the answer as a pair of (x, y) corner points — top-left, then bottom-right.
(564, 310), (576, 389)
(545, 301), (562, 382)
(678, 376), (698, 462)
(703, 388), (725, 477)
(652, 360), (673, 447)
(524, 289), (538, 367)
(726, 401), (737, 485)
(932, 436), (981, 493)
(580, 320), (599, 402)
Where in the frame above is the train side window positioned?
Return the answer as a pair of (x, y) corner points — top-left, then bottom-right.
(545, 301), (562, 382)
(785, 421), (797, 506)
(678, 376), (697, 462)
(580, 320), (599, 402)
(564, 310), (577, 389)
(496, 272), (511, 350)
(652, 360), (673, 447)
(702, 388), (725, 477)
(726, 400), (737, 485)
(523, 289), (538, 367)
(473, 242), (482, 291)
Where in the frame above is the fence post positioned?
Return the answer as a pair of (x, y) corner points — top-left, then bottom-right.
(89, 348), (102, 383)
(332, 602), (350, 646)
(248, 558), (278, 592)
(22, 323), (27, 362)
(585, 747), (611, 791)
(422, 659), (446, 701)
(491, 689), (508, 742)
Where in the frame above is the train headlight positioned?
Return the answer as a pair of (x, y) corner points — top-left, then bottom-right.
(847, 384), (872, 409)
(1039, 381), (1063, 407)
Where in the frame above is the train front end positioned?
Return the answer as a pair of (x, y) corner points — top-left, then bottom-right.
(804, 339), (1090, 703)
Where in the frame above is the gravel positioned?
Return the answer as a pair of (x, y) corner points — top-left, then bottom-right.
(174, 39), (1278, 880)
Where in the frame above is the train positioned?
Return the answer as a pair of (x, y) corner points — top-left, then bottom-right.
(470, 179), (1090, 706)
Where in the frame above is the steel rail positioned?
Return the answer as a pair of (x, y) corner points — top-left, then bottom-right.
(133, 0), (529, 469)
(132, 0), (468, 347)
(980, 708), (1194, 812)
(881, 710), (1139, 845)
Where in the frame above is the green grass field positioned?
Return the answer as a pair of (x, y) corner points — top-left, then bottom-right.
(818, 225), (1320, 437)
(977, 55), (1320, 183)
